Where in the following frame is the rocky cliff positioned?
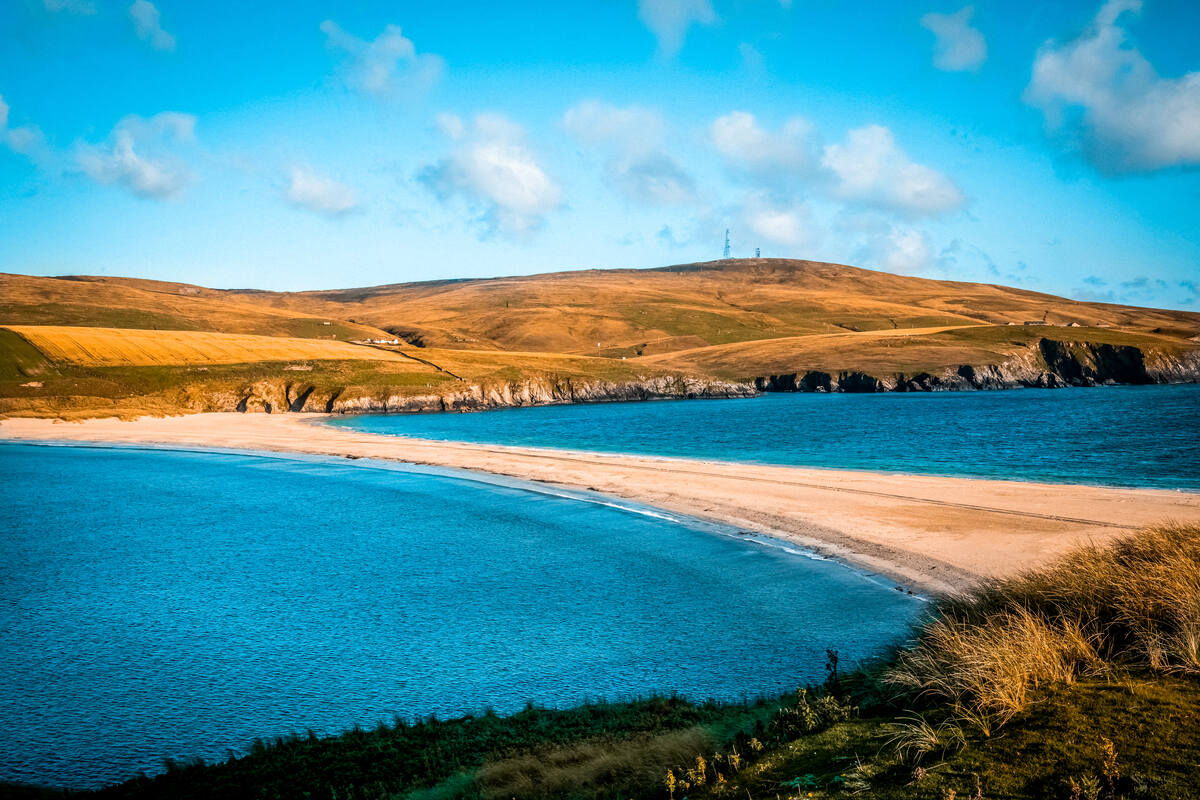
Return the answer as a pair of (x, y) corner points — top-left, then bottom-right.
(182, 374), (758, 415)
(753, 338), (1200, 394)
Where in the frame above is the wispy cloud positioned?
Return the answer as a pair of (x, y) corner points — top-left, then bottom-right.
(563, 100), (697, 205)
(0, 95), (49, 162)
(739, 192), (814, 249)
(637, 0), (717, 58)
(76, 112), (196, 199)
(321, 20), (443, 96)
(419, 113), (562, 239)
(839, 214), (935, 275)
(42, 0), (96, 14)
(129, 1), (176, 52)
(920, 6), (987, 72)
(1024, 0), (1200, 173)
(285, 166), (359, 217)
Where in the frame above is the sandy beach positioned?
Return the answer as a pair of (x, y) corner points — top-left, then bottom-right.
(3, 412), (1198, 595)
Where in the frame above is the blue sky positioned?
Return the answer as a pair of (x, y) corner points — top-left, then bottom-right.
(0, 0), (1197, 309)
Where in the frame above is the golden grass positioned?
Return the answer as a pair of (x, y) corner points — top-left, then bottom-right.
(0, 272), (395, 340)
(3, 325), (416, 367)
(218, 259), (1200, 355)
(885, 523), (1200, 743)
(11, 260), (1197, 360)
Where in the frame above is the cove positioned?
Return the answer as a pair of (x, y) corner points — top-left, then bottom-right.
(0, 443), (920, 789)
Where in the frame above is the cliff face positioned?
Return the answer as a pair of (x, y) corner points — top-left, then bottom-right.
(183, 374), (758, 415)
(173, 338), (1200, 414)
(754, 338), (1200, 394)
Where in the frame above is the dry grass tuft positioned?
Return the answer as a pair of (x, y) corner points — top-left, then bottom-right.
(886, 523), (1200, 740)
(473, 727), (713, 800)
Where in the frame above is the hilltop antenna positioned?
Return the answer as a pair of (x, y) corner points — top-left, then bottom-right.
(722, 229), (731, 259)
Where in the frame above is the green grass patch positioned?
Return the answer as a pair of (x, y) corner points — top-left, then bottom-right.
(0, 303), (201, 332)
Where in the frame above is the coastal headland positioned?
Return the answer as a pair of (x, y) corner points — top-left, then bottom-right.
(4, 412), (1197, 595)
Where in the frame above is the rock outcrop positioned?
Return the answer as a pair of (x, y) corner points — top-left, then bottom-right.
(754, 338), (1200, 394)
(186, 374), (757, 415)
(177, 338), (1200, 413)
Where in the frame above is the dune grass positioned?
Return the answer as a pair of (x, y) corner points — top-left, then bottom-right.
(885, 523), (1200, 740)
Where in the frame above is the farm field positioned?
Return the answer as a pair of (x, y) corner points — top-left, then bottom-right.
(2, 326), (414, 367)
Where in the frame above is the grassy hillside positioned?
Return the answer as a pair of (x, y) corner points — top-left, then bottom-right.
(11, 524), (1195, 799)
(219, 259), (1200, 355)
(0, 273), (393, 341)
(3, 259), (1198, 417)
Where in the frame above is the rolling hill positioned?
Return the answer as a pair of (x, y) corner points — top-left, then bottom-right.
(2, 259), (1198, 418)
(219, 259), (1200, 355)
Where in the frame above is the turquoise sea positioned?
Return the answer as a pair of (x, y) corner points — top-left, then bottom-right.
(328, 385), (1200, 491)
(0, 444), (921, 789)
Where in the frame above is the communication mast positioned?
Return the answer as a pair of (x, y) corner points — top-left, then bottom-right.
(722, 229), (731, 259)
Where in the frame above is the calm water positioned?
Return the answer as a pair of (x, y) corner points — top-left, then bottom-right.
(328, 385), (1200, 491)
(0, 444), (920, 789)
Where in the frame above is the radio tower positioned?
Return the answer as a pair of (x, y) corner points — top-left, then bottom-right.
(722, 229), (731, 259)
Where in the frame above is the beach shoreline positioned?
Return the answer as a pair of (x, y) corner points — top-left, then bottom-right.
(4, 412), (1199, 595)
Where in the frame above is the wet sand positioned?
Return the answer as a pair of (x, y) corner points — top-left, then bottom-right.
(4, 412), (1198, 595)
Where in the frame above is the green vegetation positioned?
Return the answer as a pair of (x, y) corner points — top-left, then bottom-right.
(0, 301), (204, 333)
(5, 525), (1198, 800)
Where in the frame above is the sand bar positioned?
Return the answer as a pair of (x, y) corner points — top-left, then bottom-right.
(3, 412), (1199, 595)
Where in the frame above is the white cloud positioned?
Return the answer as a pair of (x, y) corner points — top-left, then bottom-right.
(710, 111), (819, 178)
(321, 20), (443, 96)
(833, 213), (936, 276)
(612, 151), (696, 205)
(0, 96), (51, 165)
(740, 193), (814, 248)
(434, 112), (465, 140)
(920, 6), (986, 72)
(418, 113), (562, 238)
(285, 166), (359, 217)
(822, 124), (965, 216)
(129, 1), (176, 52)
(1024, 0), (1200, 172)
(42, 0), (95, 14)
(879, 227), (934, 273)
(563, 100), (664, 148)
(637, 0), (717, 58)
(77, 112), (196, 199)
(563, 100), (697, 206)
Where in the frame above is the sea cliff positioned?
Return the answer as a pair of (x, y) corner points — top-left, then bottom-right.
(185, 374), (757, 415)
(753, 337), (1200, 394)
